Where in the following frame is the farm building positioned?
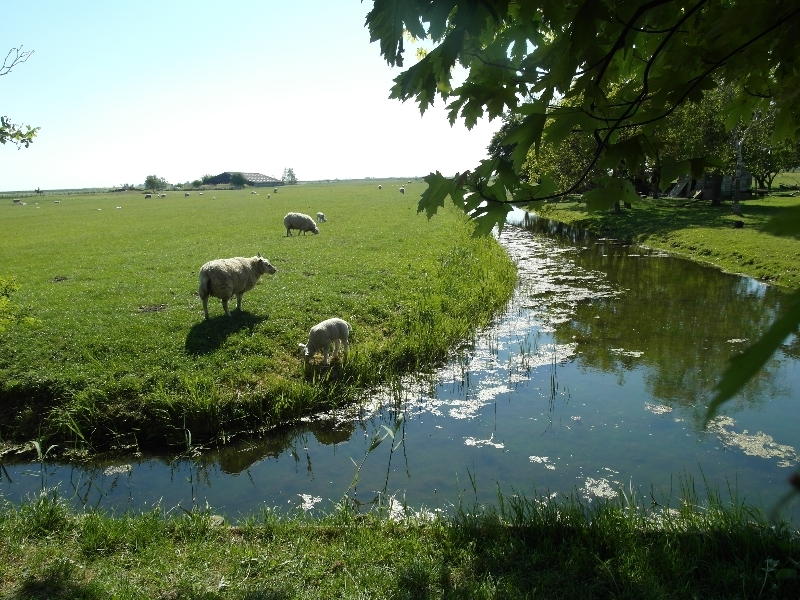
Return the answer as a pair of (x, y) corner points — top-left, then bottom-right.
(204, 172), (283, 187)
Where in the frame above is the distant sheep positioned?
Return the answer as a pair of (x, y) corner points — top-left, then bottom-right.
(145, 193), (152, 199)
(160, 194), (166, 198)
(378, 185), (382, 189)
(197, 253), (277, 319)
(199, 192), (203, 196)
(54, 200), (60, 204)
(299, 318), (351, 365)
(399, 187), (405, 194)
(268, 194), (271, 199)
(251, 191), (258, 195)
(212, 196), (216, 200)
(316, 212), (326, 223)
(274, 187), (278, 193)
(284, 212), (319, 236)
(185, 192), (190, 197)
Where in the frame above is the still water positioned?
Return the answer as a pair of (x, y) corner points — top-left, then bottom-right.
(3, 213), (799, 518)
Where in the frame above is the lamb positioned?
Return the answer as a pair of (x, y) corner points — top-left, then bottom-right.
(197, 253), (277, 319)
(145, 193), (152, 199)
(316, 212), (327, 223)
(284, 212), (319, 236)
(399, 187), (405, 194)
(299, 318), (351, 365)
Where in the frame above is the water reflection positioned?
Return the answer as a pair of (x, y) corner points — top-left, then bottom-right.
(3, 216), (799, 518)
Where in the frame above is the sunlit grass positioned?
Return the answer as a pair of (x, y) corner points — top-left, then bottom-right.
(536, 179), (800, 289)
(0, 182), (516, 452)
(1, 480), (798, 599)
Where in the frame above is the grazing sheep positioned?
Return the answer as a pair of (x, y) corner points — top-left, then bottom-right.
(160, 194), (166, 198)
(299, 318), (351, 365)
(399, 187), (405, 194)
(378, 185), (382, 189)
(199, 192), (203, 196)
(145, 193), (152, 199)
(316, 212), (327, 223)
(54, 200), (60, 204)
(197, 253), (277, 319)
(274, 187), (278, 193)
(185, 192), (190, 197)
(251, 191), (257, 195)
(212, 196), (216, 200)
(283, 212), (319, 236)
(268, 194), (271, 199)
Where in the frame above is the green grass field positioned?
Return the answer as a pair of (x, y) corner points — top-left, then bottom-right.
(0, 182), (516, 453)
(535, 178), (800, 290)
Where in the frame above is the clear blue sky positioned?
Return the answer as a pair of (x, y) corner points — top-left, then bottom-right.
(0, 1), (499, 191)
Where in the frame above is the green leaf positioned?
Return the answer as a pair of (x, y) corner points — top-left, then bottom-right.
(471, 201), (513, 237)
(705, 287), (800, 424)
(583, 178), (637, 213)
(418, 171), (455, 219)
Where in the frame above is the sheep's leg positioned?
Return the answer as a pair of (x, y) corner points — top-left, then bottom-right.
(333, 338), (341, 359)
(286, 228), (292, 236)
(236, 292), (243, 312)
(202, 296), (210, 320)
(342, 338), (349, 357)
(322, 345), (330, 365)
(222, 298), (231, 317)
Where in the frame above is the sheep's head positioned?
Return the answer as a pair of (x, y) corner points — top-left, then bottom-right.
(298, 343), (311, 362)
(312, 226), (319, 235)
(255, 253), (277, 275)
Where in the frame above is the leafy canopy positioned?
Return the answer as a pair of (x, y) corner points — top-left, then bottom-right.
(1, 46), (39, 149)
(365, 0), (800, 230)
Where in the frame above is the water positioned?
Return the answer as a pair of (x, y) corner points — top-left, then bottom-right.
(3, 213), (799, 519)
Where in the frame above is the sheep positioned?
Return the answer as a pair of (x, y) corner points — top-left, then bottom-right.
(145, 193), (152, 199)
(316, 212), (326, 223)
(251, 191), (258, 195)
(197, 253), (277, 319)
(185, 192), (190, 197)
(284, 212), (319, 236)
(299, 318), (350, 365)
(268, 194), (271, 199)
(160, 194), (166, 198)
(199, 192), (203, 196)
(274, 187), (278, 193)
(378, 185), (382, 189)
(399, 187), (405, 194)
(54, 200), (60, 204)
(212, 196), (216, 200)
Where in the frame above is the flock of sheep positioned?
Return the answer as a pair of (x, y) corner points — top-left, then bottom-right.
(192, 183), (410, 365)
(197, 209), (346, 366)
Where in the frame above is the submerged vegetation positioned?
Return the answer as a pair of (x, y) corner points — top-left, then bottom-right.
(1, 482), (798, 599)
(0, 182), (516, 453)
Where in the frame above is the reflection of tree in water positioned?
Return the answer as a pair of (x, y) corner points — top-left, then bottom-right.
(535, 229), (790, 426)
(308, 419), (356, 446)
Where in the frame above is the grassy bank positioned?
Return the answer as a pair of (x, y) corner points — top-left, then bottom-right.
(0, 182), (516, 453)
(1, 485), (798, 599)
(534, 175), (800, 290)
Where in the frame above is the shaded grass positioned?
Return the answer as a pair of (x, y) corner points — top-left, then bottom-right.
(1, 482), (798, 599)
(0, 182), (516, 452)
(536, 189), (800, 290)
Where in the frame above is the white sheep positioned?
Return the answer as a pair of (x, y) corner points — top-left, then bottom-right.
(316, 212), (327, 223)
(274, 187), (278, 193)
(284, 212), (319, 236)
(399, 187), (405, 194)
(199, 192), (204, 196)
(251, 191), (258, 195)
(212, 196), (216, 200)
(268, 194), (271, 199)
(185, 192), (190, 197)
(145, 193), (152, 199)
(299, 318), (351, 365)
(378, 185), (382, 189)
(197, 253), (277, 319)
(54, 200), (60, 204)
(160, 194), (166, 198)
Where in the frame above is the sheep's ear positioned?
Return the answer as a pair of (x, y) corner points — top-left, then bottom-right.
(258, 252), (262, 258)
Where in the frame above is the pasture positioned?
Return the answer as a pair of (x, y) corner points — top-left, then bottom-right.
(0, 182), (516, 453)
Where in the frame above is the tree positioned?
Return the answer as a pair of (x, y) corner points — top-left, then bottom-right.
(144, 175), (168, 193)
(191, 179), (203, 188)
(282, 168), (298, 185)
(366, 0), (800, 232)
(229, 172), (247, 188)
(201, 174), (214, 184)
(1, 46), (39, 149)
(366, 0), (800, 498)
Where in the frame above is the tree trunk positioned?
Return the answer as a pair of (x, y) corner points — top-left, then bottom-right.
(733, 139), (743, 216)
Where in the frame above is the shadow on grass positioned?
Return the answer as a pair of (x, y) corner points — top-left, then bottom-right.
(185, 311), (266, 355)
